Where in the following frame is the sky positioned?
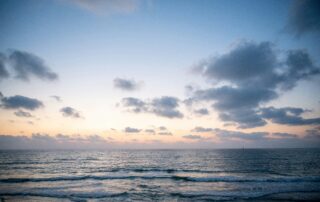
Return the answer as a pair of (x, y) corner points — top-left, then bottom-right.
(0, 0), (320, 149)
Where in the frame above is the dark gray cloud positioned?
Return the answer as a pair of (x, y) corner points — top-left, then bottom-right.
(8, 50), (58, 81)
(286, 0), (320, 36)
(0, 53), (9, 80)
(151, 96), (183, 118)
(158, 132), (172, 136)
(124, 127), (141, 133)
(219, 109), (267, 129)
(198, 42), (278, 86)
(183, 134), (203, 140)
(191, 126), (214, 133)
(114, 78), (141, 91)
(194, 108), (209, 115)
(14, 110), (33, 118)
(50, 95), (62, 102)
(194, 86), (277, 110)
(282, 50), (320, 90)
(191, 41), (320, 128)
(60, 107), (82, 118)
(260, 107), (320, 126)
(121, 96), (183, 119)
(305, 127), (320, 139)
(272, 132), (298, 138)
(121, 97), (146, 113)
(193, 86), (273, 128)
(214, 129), (268, 141)
(0, 93), (43, 110)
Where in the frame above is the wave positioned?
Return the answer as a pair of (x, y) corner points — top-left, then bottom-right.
(96, 168), (287, 176)
(1, 175), (320, 183)
(1, 189), (319, 201)
(0, 166), (287, 176)
(106, 168), (215, 173)
(170, 190), (320, 200)
(0, 175), (169, 183)
(0, 191), (129, 199)
(171, 175), (320, 183)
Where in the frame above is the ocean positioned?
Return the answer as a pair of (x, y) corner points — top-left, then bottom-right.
(0, 149), (320, 201)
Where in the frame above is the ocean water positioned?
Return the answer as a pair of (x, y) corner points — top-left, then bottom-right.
(0, 149), (320, 201)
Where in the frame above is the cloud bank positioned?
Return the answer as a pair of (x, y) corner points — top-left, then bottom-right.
(0, 133), (112, 150)
(1, 127), (319, 150)
(190, 41), (320, 128)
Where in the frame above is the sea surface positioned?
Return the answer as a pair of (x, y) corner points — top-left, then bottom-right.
(0, 149), (320, 201)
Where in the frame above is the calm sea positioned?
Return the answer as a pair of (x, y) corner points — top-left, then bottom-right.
(0, 149), (320, 201)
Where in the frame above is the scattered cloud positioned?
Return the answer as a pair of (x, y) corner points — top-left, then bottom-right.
(0, 93), (44, 110)
(145, 129), (155, 134)
(143, 126), (172, 135)
(124, 127), (141, 133)
(183, 134), (203, 140)
(286, 0), (320, 37)
(14, 110), (33, 118)
(50, 95), (62, 102)
(158, 132), (172, 136)
(113, 78), (142, 91)
(121, 96), (184, 119)
(151, 96), (183, 118)
(66, 0), (143, 15)
(190, 41), (320, 128)
(121, 97), (147, 113)
(159, 126), (167, 131)
(8, 50), (58, 81)
(191, 126), (214, 133)
(60, 107), (82, 118)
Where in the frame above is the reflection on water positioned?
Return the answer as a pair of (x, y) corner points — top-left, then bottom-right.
(0, 149), (320, 201)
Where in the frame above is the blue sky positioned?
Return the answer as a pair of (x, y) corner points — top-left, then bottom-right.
(0, 0), (320, 149)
